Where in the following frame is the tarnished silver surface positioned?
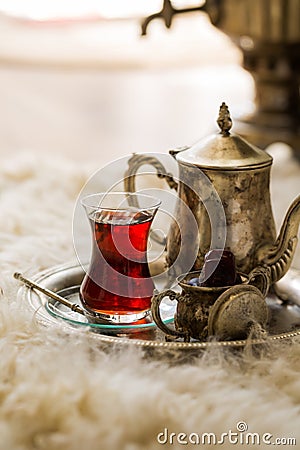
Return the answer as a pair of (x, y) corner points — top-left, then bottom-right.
(258, 197), (300, 283)
(151, 269), (272, 342)
(207, 284), (269, 341)
(170, 162), (277, 273)
(214, 0), (300, 151)
(125, 105), (300, 277)
(141, 1), (300, 153)
(17, 262), (300, 357)
(176, 104), (273, 170)
(151, 272), (238, 342)
(14, 272), (85, 315)
(152, 264), (275, 342)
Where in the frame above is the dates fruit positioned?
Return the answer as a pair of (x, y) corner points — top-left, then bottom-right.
(187, 249), (241, 287)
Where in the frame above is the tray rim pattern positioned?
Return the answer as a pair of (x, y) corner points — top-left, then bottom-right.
(17, 261), (300, 351)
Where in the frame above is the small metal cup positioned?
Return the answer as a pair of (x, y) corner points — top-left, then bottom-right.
(151, 270), (269, 342)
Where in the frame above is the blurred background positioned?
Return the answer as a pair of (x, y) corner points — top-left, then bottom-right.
(0, 0), (254, 165)
(0, 0), (299, 266)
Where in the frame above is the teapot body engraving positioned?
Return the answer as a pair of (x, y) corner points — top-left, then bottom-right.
(167, 163), (276, 274)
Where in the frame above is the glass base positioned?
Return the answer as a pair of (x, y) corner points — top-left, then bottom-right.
(83, 308), (151, 325)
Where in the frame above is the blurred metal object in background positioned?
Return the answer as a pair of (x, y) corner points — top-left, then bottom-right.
(141, 0), (300, 155)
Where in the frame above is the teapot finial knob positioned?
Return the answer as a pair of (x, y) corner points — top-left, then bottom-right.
(217, 102), (232, 136)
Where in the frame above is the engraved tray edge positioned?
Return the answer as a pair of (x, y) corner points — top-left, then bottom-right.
(17, 261), (300, 352)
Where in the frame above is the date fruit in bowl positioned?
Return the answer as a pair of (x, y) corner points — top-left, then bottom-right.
(188, 249), (242, 288)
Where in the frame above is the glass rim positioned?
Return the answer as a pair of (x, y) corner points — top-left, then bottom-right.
(80, 191), (161, 212)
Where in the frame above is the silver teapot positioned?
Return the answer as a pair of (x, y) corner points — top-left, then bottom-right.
(125, 103), (300, 285)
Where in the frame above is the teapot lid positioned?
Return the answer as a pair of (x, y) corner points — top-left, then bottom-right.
(176, 103), (273, 170)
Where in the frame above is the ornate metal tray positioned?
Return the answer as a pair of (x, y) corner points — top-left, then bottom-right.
(17, 262), (300, 357)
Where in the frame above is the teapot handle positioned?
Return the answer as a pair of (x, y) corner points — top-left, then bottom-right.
(124, 154), (178, 245)
(151, 289), (184, 338)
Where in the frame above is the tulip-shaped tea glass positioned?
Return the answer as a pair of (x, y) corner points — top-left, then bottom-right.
(80, 192), (161, 324)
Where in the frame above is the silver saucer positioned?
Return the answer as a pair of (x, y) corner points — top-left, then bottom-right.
(17, 262), (300, 356)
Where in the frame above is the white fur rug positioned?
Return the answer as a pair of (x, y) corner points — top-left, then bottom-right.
(1, 151), (300, 450)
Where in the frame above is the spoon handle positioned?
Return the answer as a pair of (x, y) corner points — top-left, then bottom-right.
(14, 272), (85, 315)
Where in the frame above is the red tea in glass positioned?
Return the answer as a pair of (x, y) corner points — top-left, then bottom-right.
(80, 193), (160, 323)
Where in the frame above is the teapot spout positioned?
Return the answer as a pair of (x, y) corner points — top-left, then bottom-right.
(259, 195), (300, 283)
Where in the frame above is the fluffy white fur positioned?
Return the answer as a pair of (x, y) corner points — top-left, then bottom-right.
(0, 152), (300, 450)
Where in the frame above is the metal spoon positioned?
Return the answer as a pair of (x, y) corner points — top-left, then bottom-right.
(14, 272), (85, 315)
